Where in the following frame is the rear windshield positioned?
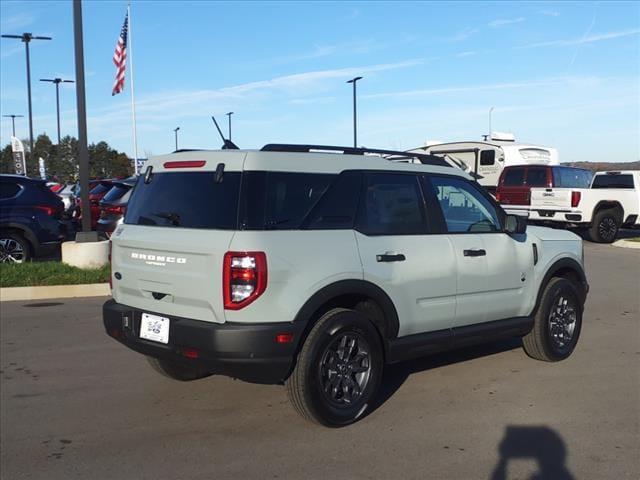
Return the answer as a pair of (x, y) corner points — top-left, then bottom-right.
(552, 167), (593, 188)
(502, 168), (525, 186)
(526, 167), (548, 187)
(90, 183), (112, 196)
(591, 174), (635, 189)
(124, 172), (241, 229)
(103, 184), (133, 204)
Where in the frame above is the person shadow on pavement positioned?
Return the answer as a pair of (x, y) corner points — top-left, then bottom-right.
(490, 426), (574, 480)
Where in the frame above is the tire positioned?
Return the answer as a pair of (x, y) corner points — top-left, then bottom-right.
(145, 356), (211, 381)
(0, 232), (31, 263)
(286, 308), (383, 427)
(588, 208), (620, 243)
(523, 277), (583, 362)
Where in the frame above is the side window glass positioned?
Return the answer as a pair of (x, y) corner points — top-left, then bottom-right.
(429, 176), (501, 233)
(480, 150), (495, 166)
(304, 171), (361, 230)
(0, 182), (21, 199)
(357, 173), (427, 235)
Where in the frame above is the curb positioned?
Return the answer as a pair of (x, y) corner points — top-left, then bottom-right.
(0, 283), (110, 302)
(612, 239), (640, 250)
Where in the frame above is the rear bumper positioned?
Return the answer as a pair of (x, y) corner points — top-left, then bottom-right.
(103, 299), (304, 384)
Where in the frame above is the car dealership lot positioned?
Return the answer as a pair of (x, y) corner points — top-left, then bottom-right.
(1, 243), (638, 480)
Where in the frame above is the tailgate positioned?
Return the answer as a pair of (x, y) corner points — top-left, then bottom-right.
(530, 188), (573, 209)
(111, 225), (234, 324)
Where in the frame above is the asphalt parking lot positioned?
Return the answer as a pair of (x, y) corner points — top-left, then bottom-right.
(1, 242), (638, 480)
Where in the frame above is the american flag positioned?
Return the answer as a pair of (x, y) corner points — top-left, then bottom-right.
(112, 13), (128, 96)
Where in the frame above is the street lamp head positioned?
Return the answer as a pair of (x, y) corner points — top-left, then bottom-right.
(174, 127), (180, 132)
(226, 112), (234, 116)
(3, 114), (24, 118)
(347, 76), (363, 84)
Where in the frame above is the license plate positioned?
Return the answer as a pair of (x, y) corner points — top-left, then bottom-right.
(140, 313), (170, 344)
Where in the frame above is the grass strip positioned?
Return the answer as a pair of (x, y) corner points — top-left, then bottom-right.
(0, 262), (109, 288)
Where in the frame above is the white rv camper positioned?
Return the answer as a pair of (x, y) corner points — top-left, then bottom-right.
(408, 133), (559, 192)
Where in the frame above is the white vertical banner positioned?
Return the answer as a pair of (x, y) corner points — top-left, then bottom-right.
(10, 136), (27, 176)
(38, 157), (47, 179)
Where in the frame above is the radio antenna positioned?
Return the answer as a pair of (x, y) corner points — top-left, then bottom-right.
(211, 115), (239, 149)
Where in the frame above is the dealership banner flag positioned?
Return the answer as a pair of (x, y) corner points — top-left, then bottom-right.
(10, 136), (26, 176)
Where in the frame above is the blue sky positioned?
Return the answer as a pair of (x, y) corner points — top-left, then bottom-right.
(1, 1), (638, 162)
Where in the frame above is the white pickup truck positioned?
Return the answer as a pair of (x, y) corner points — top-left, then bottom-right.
(528, 170), (640, 243)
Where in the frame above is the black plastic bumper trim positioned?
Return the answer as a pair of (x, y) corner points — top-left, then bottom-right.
(103, 299), (304, 384)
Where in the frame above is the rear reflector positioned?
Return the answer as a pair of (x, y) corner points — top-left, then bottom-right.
(571, 191), (581, 208)
(181, 348), (199, 359)
(276, 333), (295, 344)
(223, 251), (267, 310)
(163, 160), (206, 169)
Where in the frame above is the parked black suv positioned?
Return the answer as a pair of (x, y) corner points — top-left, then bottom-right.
(0, 175), (67, 262)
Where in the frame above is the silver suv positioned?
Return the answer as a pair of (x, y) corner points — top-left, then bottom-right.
(104, 144), (588, 426)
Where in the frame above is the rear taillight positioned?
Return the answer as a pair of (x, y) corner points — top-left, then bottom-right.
(34, 205), (60, 216)
(495, 191), (502, 202)
(223, 251), (267, 310)
(571, 191), (581, 208)
(102, 205), (125, 216)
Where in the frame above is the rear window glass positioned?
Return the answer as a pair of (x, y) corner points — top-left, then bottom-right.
(303, 171), (362, 230)
(102, 184), (132, 204)
(503, 168), (525, 186)
(526, 168), (548, 187)
(125, 172), (241, 229)
(90, 183), (112, 196)
(240, 172), (335, 230)
(591, 174), (634, 189)
(552, 168), (593, 188)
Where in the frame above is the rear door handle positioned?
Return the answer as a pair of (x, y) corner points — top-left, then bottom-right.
(376, 253), (406, 262)
(463, 249), (486, 257)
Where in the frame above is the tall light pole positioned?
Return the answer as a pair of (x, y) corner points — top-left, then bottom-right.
(226, 112), (234, 141)
(3, 114), (24, 137)
(346, 76), (362, 148)
(40, 78), (75, 144)
(488, 107), (494, 140)
(173, 127), (180, 151)
(1, 33), (52, 158)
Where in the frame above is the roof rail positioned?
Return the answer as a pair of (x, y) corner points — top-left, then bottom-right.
(260, 143), (452, 168)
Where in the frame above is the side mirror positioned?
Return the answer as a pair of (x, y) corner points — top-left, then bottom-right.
(505, 214), (527, 234)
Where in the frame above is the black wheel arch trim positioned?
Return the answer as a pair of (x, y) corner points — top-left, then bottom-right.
(292, 279), (400, 340)
(0, 223), (38, 250)
(535, 257), (588, 314)
(593, 201), (624, 220)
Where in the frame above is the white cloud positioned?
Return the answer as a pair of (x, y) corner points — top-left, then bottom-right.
(488, 17), (525, 28)
(362, 77), (577, 100)
(289, 96), (336, 105)
(539, 10), (560, 17)
(456, 51), (477, 57)
(519, 29), (640, 48)
(441, 28), (479, 43)
(0, 12), (35, 30)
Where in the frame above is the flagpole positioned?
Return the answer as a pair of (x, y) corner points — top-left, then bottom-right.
(127, 3), (139, 175)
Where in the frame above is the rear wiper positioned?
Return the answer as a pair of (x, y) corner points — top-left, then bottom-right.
(150, 211), (181, 226)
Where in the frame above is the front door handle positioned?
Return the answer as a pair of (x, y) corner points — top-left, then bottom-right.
(463, 249), (486, 257)
(376, 252), (406, 262)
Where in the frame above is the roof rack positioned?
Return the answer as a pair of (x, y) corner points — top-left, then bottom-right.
(260, 144), (451, 168)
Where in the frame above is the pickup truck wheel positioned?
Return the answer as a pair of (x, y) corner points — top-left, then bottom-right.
(286, 308), (383, 427)
(523, 277), (582, 362)
(0, 233), (31, 263)
(145, 356), (211, 381)
(588, 209), (620, 243)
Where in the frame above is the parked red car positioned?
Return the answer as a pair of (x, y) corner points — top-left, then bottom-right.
(96, 178), (136, 238)
(73, 180), (115, 229)
(496, 165), (592, 214)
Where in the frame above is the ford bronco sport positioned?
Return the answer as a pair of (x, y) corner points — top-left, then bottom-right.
(103, 144), (588, 426)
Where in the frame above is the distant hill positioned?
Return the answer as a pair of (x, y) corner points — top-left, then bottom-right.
(562, 161), (640, 172)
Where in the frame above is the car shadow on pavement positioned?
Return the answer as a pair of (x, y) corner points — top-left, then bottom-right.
(370, 337), (522, 415)
(489, 425), (574, 480)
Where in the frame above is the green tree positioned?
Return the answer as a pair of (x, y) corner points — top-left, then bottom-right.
(30, 133), (56, 178)
(0, 144), (13, 174)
